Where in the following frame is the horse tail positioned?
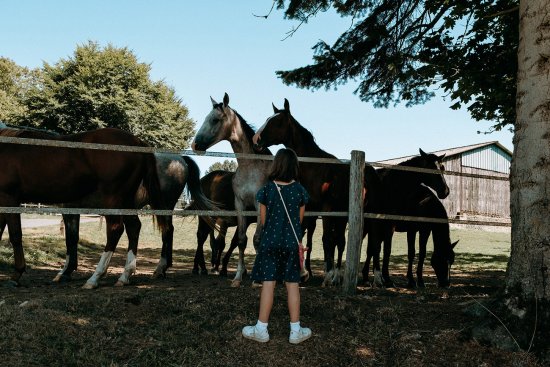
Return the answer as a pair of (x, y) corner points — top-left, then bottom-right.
(182, 155), (221, 231)
(143, 152), (169, 231)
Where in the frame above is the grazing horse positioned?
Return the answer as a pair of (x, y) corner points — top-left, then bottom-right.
(362, 149), (450, 287)
(192, 169), (257, 275)
(396, 185), (458, 288)
(253, 98), (361, 286)
(0, 126), (169, 287)
(191, 93), (273, 287)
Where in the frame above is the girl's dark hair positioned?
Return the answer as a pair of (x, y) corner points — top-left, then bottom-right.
(269, 148), (299, 182)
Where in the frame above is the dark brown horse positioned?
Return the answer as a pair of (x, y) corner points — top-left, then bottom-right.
(362, 149), (450, 287)
(397, 185), (458, 288)
(253, 98), (361, 285)
(0, 126), (168, 288)
(192, 169), (256, 276)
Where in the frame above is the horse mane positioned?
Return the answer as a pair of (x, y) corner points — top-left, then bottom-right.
(233, 109), (272, 156)
(288, 114), (336, 159)
(399, 155), (426, 167)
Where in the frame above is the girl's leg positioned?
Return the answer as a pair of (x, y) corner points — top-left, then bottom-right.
(285, 282), (300, 323)
(259, 281), (276, 323)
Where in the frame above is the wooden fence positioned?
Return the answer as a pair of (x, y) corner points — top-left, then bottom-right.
(0, 135), (511, 295)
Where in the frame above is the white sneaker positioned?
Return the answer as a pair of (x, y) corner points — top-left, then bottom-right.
(242, 325), (270, 343)
(289, 327), (312, 344)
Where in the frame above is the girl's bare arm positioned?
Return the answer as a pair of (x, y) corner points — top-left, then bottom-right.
(299, 205), (305, 224)
(260, 203), (266, 226)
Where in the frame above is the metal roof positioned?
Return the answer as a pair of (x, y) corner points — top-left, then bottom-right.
(376, 141), (512, 165)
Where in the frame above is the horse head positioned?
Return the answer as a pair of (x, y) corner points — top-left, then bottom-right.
(416, 148), (450, 199)
(431, 239), (458, 287)
(192, 93), (239, 152)
(253, 98), (293, 152)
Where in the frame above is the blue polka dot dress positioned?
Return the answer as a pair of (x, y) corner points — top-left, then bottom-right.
(251, 181), (309, 283)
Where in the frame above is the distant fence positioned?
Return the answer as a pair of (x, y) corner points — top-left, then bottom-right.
(0, 134), (511, 294)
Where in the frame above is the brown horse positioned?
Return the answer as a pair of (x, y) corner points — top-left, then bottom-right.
(0, 126), (168, 288)
(192, 169), (253, 275)
(253, 98), (359, 286)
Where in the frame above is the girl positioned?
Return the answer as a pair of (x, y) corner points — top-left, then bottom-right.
(242, 148), (311, 344)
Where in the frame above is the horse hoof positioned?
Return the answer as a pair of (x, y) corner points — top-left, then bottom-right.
(82, 282), (97, 290)
(201, 269), (208, 276)
(151, 271), (166, 279)
(114, 280), (126, 287)
(191, 268), (199, 275)
(231, 280), (241, 288)
(53, 274), (71, 284)
(210, 269), (219, 275)
(384, 280), (395, 288)
(406, 280), (417, 289)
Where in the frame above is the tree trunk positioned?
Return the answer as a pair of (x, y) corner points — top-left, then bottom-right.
(490, 0), (550, 360)
(509, 0), (550, 302)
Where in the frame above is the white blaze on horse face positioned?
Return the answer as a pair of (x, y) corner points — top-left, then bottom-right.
(83, 251), (113, 289)
(117, 250), (137, 285)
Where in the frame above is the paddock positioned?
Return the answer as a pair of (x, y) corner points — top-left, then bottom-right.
(0, 215), (535, 367)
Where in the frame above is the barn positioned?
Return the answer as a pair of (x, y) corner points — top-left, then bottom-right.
(377, 141), (512, 225)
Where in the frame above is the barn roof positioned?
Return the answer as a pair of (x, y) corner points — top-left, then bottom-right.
(376, 141), (512, 165)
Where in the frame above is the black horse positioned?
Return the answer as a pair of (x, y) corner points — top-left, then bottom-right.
(362, 149), (450, 287)
(393, 185), (458, 288)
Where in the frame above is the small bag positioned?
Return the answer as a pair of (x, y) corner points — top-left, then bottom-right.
(275, 182), (309, 281)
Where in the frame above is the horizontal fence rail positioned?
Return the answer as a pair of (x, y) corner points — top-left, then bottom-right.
(0, 134), (511, 227)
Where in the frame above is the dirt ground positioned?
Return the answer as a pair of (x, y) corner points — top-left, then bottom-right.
(0, 242), (542, 367)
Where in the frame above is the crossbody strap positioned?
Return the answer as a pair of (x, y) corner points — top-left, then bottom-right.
(274, 182), (300, 246)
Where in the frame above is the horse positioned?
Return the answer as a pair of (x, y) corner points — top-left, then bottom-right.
(191, 93), (274, 287)
(253, 98), (364, 286)
(396, 185), (458, 288)
(0, 126), (170, 287)
(362, 149), (450, 287)
(191, 169), (257, 276)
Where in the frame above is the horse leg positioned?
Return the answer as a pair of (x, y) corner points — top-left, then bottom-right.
(333, 218), (348, 286)
(231, 206), (248, 287)
(0, 214), (6, 241)
(220, 230), (239, 277)
(417, 229), (430, 288)
(83, 215), (124, 289)
(406, 230), (417, 288)
(153, 215), (174, 278)
(321, 217), (336, 287)
(115, 215), (142, 286)
(211, 223), (227, 273)
(193, 217), (210, 275)
(304, 218), (316, 280)
(5, 213), (25, 285)
(53, 214), (80, 283)
(381, 228), (395, 288)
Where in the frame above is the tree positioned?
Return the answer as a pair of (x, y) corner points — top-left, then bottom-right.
(500, 0), (550, 359)
(272, 0), (518, 131)
(21, 41), (194, 149)
(205, 160), (238, 174)
(0, 57), (38, 123)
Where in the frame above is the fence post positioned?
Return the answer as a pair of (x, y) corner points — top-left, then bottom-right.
(343, 150), (365, 295)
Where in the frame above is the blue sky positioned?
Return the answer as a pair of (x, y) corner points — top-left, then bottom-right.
(0, 1), (514, 173)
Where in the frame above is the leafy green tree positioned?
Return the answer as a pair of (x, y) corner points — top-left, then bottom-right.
(272, 0), (518, 131)
(22, 41), (194, 149)
(0, 57), (38, 123)
(205, 160), (238, 174)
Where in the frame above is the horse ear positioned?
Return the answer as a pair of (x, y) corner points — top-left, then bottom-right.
(451, 240), (459, 249)
(223, 93), (229, 107)
(272, 103), (279, 113)
(210, 96), (218, 106)
(438, 153), (446, 161)
(419, 148), (427, 157)
(284, 98), (290, 112)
